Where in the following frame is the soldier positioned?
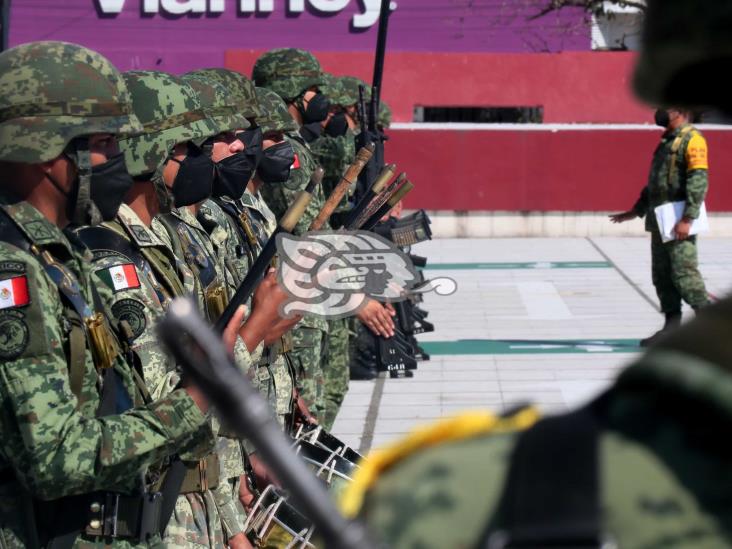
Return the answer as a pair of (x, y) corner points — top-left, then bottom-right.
(342, 1), (732, 545)
(72, 69), (283, 548)
(610, 108), (710, 346)
(144, 72), (287, 548)
(252, 49), (332, 420)
(0, 42), (219, 547)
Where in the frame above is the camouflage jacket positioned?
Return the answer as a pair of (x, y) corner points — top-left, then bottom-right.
(356, 303), (732, 548)
(0, 198), (207, 546)
(309, 131), (357, 212)
(633, 124), (709, 232)
(259, 134), (329, 333)
(151, 206), (251, 538)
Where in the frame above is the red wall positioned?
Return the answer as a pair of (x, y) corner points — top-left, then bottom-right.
(387, 128), (732, 212)
(227, 50), (649, 123)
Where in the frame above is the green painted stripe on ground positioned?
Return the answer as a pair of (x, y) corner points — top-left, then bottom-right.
(423, 261), (611, 270)
(421, 339), (640, 355)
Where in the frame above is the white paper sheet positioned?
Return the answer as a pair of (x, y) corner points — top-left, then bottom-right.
(653, 200), (709, 243)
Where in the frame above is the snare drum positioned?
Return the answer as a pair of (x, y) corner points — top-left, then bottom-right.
(294, 424), (364, 464)
(244, 485), (316, 549)
(292, 439), (360, 499)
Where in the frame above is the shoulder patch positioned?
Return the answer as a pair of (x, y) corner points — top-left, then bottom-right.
(97, 264), (141, 292)
(686, 133), (709, 171)
(0, 309), (30, 359)
(0, 275), (30, 309)
(291, 153), (301, 170)
(130, 225), (153, 244)
(0, 261), (25, 274)
(23, 220), (55, 242)
(111, 299), (147, 341)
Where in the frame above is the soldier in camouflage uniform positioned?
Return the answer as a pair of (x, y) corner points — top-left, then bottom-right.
(307, 73), (359, 429)
(344, 2), (732, 545)
(69, 69), (254, 548)
(253, 50), (333, 420)
(0, 41), (213, 547)
(145, 73), (275, 548)
(610, 109), (710, 346)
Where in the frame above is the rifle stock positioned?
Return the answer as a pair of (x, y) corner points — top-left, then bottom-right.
(344, 163), (395, 228)
(360, 180), (414, 231)
(348, 172), (406, 230)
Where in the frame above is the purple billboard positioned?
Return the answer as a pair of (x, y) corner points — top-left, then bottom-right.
(9, 1), (590, 74)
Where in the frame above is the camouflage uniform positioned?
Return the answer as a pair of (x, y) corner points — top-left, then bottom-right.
(74, 70), (236, 548)
(252, 68), (332, 418)
(309, 74), (356, 429)
(632, 123), (710, 314)
(0, 42), (208, 547)
(154, 201), (258, 541)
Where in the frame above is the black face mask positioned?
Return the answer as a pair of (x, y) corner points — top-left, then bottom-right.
(654, 109), (671, 128)
(324, 112), (348, 137)
(213, 152), (256, 200)
(299, 121), (322, 143)
(238, 126), (264, 168)
(170, 146), (214, 207)
(89, 153), (134, 221)
(257, 141), (295, 184)
(301, 92), (330, 124)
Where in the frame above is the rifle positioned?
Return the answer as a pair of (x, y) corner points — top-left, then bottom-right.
(157, 299), (375, 549)
(343, 163), (396, 228)
(309, 143), (375, 231)
(213, 177), (317, 332)
(348, 173), (407, 230)
(359, 181), (414, 231)
(354, 0), (392, 204)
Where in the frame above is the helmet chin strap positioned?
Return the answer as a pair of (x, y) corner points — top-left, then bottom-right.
(152, 151), (175, 214)
(64, 139), (102, 226)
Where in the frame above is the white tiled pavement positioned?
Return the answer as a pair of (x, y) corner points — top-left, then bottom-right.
(332, 237), (732, 453)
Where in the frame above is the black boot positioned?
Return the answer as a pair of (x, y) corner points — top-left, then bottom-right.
(640, 311), (682, 347)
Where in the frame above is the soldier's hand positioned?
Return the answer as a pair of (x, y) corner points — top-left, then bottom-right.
(240, 270), (292, 351)
(293, 388), (318, 427)
(609, 211), (637, 223)
(227, 532), (254, 549)
(263, 314), (302, 346)
(357, 298), (396, 338)
(675, 218), (692, 240)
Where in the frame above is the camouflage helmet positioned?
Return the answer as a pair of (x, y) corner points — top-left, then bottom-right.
(340, 76), (369, 107)
(378, 100), (392, 129)
(0, 41), (142, 164)
(634, 0), (732, 110)
(321, 73), (350, 107)
(254, 87), (298, 134)
(119, 71), (220, 212)
(181, 73), (250, 145)
(186, 68), (263, 120)
(252, 48), (323, 101)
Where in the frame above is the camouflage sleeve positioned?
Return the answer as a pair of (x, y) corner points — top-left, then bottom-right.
(632, 187), (649, 218)
(0, 246), (207, 500)
(211, 466), (246, 540)
(90, 253), (180, 400)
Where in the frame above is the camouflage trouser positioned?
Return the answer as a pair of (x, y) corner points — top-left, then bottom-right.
(212, 436), (247, 541)
(322, 318), (350, 430)
(272, 353), (295, 427)
(290, 326), (327, 419)
(160, 492), (225, 548)
(651, 231), (710, 313)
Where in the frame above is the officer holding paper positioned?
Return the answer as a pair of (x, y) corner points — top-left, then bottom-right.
(610, 108), (710, 346)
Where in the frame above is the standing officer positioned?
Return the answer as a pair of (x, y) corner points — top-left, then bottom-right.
(610, 108), (710, 346)
(0, 41), (213, 547)
(342, 2), (732, 546)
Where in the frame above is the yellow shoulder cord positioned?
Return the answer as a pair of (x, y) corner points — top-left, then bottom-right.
(668, 125), (694, 186)
(339, 407), (540, 517)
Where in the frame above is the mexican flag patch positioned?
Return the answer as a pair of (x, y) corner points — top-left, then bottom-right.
(0, 276), (30, 309)
(291, 153), (301, 170)
(98, 264), (141, 292)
